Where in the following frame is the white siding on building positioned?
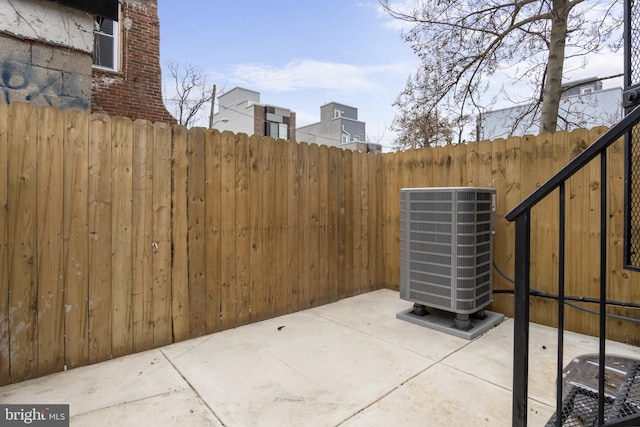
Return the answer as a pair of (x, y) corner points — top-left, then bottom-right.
(479, 87), (622, 140)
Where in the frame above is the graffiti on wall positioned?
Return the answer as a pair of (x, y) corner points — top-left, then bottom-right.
(0, 60), (89, 111)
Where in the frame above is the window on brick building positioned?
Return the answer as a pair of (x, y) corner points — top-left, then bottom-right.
(265, 121), (289, 140)
(93, 16), (119, 71)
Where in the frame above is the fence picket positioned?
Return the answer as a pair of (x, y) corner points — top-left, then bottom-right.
(466, 141), (480, 187)
(187, 127), (206, 337)
(88, 113), (112, 364)
(530, 133), (557, 324)
(327, 147), (339, 302)
(36, 106), (65, 376)
(220, 131), (237, 329)
(342, 149), (354, 297)
(569, 129), (600, 336)
(0, 100), (8, 385)
(382, 152), (399, 290)
(249, 135), (265, 322)
(152, 122), (172, 347)
(111, 117), (134, 357)
(261, 138), (276, 318)
(236, 134), (251, 325)
(63, 108), (90, 369)
(317, 145), (330, 304)
(308, 144), (320, 307)
(490, 138), (511, 314)
(133, 119), (155, 350)
(286, 140), (300, 312)
(367, 153), (379, 291)
(274, 140), (289, 315)
(353, 150), (365, 295)
(171, 125), (189, 341)
(8, 102), (38, 382)
(373, 154), (385, 289)
(297, 142), (310, 308)
(605, 128), (634, 341)
(205, 130), (222, 333)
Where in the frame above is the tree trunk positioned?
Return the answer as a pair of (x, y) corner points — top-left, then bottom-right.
(540, 0), (571, 133)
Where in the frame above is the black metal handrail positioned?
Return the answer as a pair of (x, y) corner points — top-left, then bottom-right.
(506, 104), (640, 427)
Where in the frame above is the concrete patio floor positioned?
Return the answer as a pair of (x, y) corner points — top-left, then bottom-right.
(2, 289), (640, 426)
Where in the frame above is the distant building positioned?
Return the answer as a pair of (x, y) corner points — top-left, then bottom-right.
(297, 102), (381, 153)
(477, 77), (622, 141)
(212, 87), (296, 141)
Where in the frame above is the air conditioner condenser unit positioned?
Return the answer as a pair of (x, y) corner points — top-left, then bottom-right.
(398, 187), (503, 338)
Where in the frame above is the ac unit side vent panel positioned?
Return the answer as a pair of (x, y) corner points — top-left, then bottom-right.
(400, 187), (496, 315)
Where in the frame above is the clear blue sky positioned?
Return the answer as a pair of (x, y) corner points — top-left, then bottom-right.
(157, 0), (417, 149)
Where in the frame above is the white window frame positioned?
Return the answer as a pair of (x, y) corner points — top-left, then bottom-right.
(279, 123), (289, 140)
(93, 16), (120, 71)
(580, 86), (594, 95)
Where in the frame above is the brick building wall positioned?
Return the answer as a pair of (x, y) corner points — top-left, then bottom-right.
(289, 112), (297, 141)
(91, 0), (176, 124)
(253, 105), (265, 137)
(252, 105), (297, 141)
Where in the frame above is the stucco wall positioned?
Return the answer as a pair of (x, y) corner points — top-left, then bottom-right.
(0, 0), (93, 110)
(214, 102), (255, 135)
(0, 0), (94, 51)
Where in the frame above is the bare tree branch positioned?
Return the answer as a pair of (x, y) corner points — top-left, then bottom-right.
(165, 60), (213, 127)
(380, 0), (622, 149)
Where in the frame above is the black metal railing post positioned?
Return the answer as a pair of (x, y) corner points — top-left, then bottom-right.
(556, 183), (566, 427)
(512, 210), (531, 427)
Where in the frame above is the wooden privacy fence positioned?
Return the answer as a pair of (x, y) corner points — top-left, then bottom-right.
(0, 101), (383, 385)
(1, 100), (639, 385)
(381, 127), (640, 346)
